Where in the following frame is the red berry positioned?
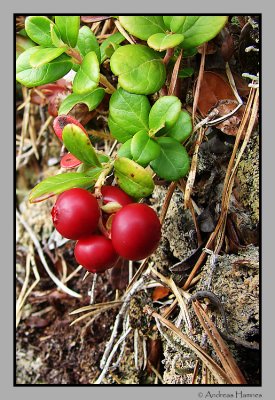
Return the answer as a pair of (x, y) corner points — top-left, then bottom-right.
(74, 235), (119, 273)
(51, 188), (100, 240)
(111, 203), (161, 261)
(101, 185), (133, 207)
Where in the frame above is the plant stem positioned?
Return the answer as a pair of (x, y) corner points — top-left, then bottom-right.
(99, 74), (116, 93)
(66, 48), (83, 64)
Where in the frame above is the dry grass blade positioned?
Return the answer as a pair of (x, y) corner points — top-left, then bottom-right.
(192, 300), (247, 384)
(16, 87), (30, 170)
(168, 49), (183, 96)
(149, 266), (192, 331)
(29, 106), (39, 159)
(192, 43), (206, 125)
(16, 209), (82, 299)
(70, 300), (123, 315)
(144, 306), (230, 384)
(114, 19), (136, 44)
(184, 127), (206, 208)
(16, 245), (40, 327)
(70, 303), (120, 326)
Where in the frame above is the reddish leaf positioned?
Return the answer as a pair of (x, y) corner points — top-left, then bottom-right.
(81, 16), (111, 23)
(53, 114), (87, 141)
(30, 79), (71, 117)
(197, 71), (236, 117)
(60, 153), (82, 169)
(152, 286), (170, 301)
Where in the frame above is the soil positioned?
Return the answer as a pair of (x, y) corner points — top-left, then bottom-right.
(16, 15), (260, 385)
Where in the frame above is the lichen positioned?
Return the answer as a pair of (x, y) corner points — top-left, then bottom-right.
(236, 133), (259, 225)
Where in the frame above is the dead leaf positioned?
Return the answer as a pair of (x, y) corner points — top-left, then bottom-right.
(197, 71), (236, 117)
(81, 16), (111, 23)
(152, 286), (170, 301)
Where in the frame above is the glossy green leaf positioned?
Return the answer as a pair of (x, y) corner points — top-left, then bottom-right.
(25, 16), (60, 47)
(58, 87), (105, 115)
(176, 16), (228, 48)
(105, 43), (120, 59)
(150, 137), (190, 181)
(55, 16), (80, 48)
(163, 16), (186, 33)
(148, 33), (184, 51)
(108, 87), (151, 142)
(110, 44), (166, 95)
(72, 51), (100, 95)
(131, 130), (161, 167)
(149, 96), (181, 132)
(117, 139), (133, 159)
(100, 32), (125, 63)
(162, 110), (192, 142)
(29, 47), (66, 68)
(178, 67), (194, 78)
(29, 172), (97, 203)
(50, 24), (65, 47)
(76, 26), (100, 63)
(16, 48), (72, 87)
(119, 16), (166, 40)
(62, 124), (102, 167)
(76, 163), (104, 176)
(114, 157), (154, 199)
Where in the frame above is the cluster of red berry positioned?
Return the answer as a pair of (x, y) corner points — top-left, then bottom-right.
(51, 186), (162, 274)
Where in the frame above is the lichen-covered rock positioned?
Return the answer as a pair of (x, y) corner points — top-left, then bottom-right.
(162, 245), (259, 385)
(150, 186), (196, 273)
(236, 133), (259, 225)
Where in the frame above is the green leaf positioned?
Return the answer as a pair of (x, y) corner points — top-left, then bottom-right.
(150, 137), (190, 181)
(110, 44), (166, 95)
(29, 172), (97, 203)
(162, 110), (192, 143)
(25, 16), (60, 47)
(76, 26), (100, 63)
(108, 87), (151, 142)
(29, 47), (66, 68)
(119, 16), (166, 40)
(62, 124), (102, 167)
(58, 87), (105, 115)
(175, 16), (228, 48)
(117, 139), (133, 159)
(149, 96), (181, 132)
(72, 51), (100, 95)
(147, 33), (184, 51)
(50, 24), (65, 47)
(114, 157), (154, 199)
(16, 48), (72, 88)
(178, 67), (194, 78)
(131, 130), (161, 167)
(100, 32), (125, 63)
(163, 16), (186, 33)
(55, 16), (80, 48)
